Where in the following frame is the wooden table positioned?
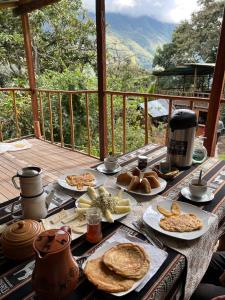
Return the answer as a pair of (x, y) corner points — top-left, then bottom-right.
(0, 143), (225, 300)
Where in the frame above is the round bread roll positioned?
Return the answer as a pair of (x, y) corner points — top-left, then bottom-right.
(139, 178), (151, 193)
(103, 243), (149, 279)
(145, 175), (160, 188)
(117, 172), (133, 185)
(128, 176), (140, 191)
(132, 167), (141, 178)
(143, 170), (159, 179)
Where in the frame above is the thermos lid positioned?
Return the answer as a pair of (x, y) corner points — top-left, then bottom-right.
(34, 228), (70, 254)
(169, 109), (197, 131)
(18, 167), (42, 177)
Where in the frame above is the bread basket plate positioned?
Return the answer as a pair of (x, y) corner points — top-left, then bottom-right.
(57, 168), (107, 192)
(116, 177), (167, 196)
(143, 198), (217, 240)
(82, 241), (149, 296)
(75, 187), (137, 222)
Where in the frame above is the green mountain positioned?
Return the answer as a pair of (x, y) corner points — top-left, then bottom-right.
(92, 13), (175, 70)
(106, 13), (175, 69)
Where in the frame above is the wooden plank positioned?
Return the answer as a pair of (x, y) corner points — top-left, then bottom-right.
(123, 95), (126, 154)
(14, 0), (61, 16)
(58, 93), (64, 147)
(0, 138), (99, 203)
(85, 93), (91, 156)
(48, 92), (54, 144)
(69, 94), (75, 150)
(96, 0), (108, 160)
(0, 2), (17, 9)
(39, 91), (46, 139)
(110, 94), (115, 155)
(205, 6), (225, 156)
(12, 90), (20, 138)
(144, 96), (149, 145)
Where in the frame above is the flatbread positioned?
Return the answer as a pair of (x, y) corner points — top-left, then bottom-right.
(159, 213), (203, 232)
(84, 257), (135, 293)
(103, 243), (149, 279)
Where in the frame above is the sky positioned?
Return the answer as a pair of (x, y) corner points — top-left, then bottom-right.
(83, 0), (200, 24)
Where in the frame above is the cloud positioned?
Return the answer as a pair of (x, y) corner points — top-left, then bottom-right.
(83, 0), (199, 23)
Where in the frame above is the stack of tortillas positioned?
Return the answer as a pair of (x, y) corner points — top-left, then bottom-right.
(84, 243), (149, 293)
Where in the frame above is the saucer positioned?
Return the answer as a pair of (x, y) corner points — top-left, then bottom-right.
(181, 187), (214, 203)
(96, 164), (122, 175)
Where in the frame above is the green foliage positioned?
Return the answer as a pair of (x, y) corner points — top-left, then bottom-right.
(153, 0), (224, 68)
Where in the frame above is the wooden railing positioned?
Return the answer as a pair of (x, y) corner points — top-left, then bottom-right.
(0, 87), (33, 141)
(1, 87), (225, 158)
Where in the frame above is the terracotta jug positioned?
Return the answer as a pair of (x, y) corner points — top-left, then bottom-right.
(32, 227), (79, 300)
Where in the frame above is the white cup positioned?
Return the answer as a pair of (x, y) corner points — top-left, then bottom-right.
(104, 157), (119, 171)
(189, 178), (207, 198)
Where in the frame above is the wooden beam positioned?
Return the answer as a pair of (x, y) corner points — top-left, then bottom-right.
(204, 6), (225, 156)
(14, 0), (60, 16)
(21, 13), (41, 138)
(0, 2), (17, 9)
(96, 0), (108, 160)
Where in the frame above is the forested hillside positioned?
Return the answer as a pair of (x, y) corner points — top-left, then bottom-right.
(90, 12), (175, 69)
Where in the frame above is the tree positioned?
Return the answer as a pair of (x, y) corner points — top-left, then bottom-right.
(153, 0), (224, 68)
(0, 0), (96, 86)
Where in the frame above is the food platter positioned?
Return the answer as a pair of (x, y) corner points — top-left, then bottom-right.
(82, 241), (150, 297)
(143, 198), (216, 240)
(116, 177), (167, 196)
(57, 168), (107, 192)
(75, 187), (137, 222)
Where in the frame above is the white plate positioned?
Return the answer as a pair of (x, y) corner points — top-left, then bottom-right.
(143, 198), (216, 240)
(116, 177), (167, 196)
(75, 187), (137, 222)
(97, 164), (122, 174)
(181, 187), (214, 203)
(57, 169), (107, 192)
(82, 241), (150, 296)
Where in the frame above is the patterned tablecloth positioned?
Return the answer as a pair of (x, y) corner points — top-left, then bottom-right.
(0, 143), (225, 300)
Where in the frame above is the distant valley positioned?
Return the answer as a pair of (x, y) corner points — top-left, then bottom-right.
(90, 13), (175, 70)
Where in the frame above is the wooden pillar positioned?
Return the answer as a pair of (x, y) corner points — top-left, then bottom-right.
(21, 13), (41, 138)
(204, 6), (225, 156)
(96, 0), (108, 160)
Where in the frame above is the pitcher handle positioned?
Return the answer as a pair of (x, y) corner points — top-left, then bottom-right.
(12, 175), (20, 189)
(11, 198), (23, 219)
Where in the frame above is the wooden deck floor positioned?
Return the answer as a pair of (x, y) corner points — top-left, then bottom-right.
(0, 138), (99, 203)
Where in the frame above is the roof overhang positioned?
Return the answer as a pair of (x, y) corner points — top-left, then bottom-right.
(0, 0), (61, 15)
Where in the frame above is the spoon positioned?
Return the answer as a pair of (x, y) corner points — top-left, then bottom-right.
(198, 170), (203, 185)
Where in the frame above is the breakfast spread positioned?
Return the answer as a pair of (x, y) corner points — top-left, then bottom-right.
(157, 202), (203, 232)
(66, 172), (95, 190)
(76, 186), (131, 223)
(84, 243), (149, 293)
(117, 168), (161, 194)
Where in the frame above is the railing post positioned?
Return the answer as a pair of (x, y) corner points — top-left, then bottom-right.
(96, 0), (108, 160)
(21, 13), (41, 138)
(204, 6), (225, 156)
(144, 97), (149, 145)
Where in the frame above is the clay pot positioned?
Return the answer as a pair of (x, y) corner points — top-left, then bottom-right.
(32, 227), (79, 300)
(1, 219), (43, 260)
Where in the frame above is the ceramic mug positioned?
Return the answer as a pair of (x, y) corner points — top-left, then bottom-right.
(104, 157), (119, 171)
(11, 190), (49, 220)
(12, 167), (43, 197)
(189, 178), (207, 198)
